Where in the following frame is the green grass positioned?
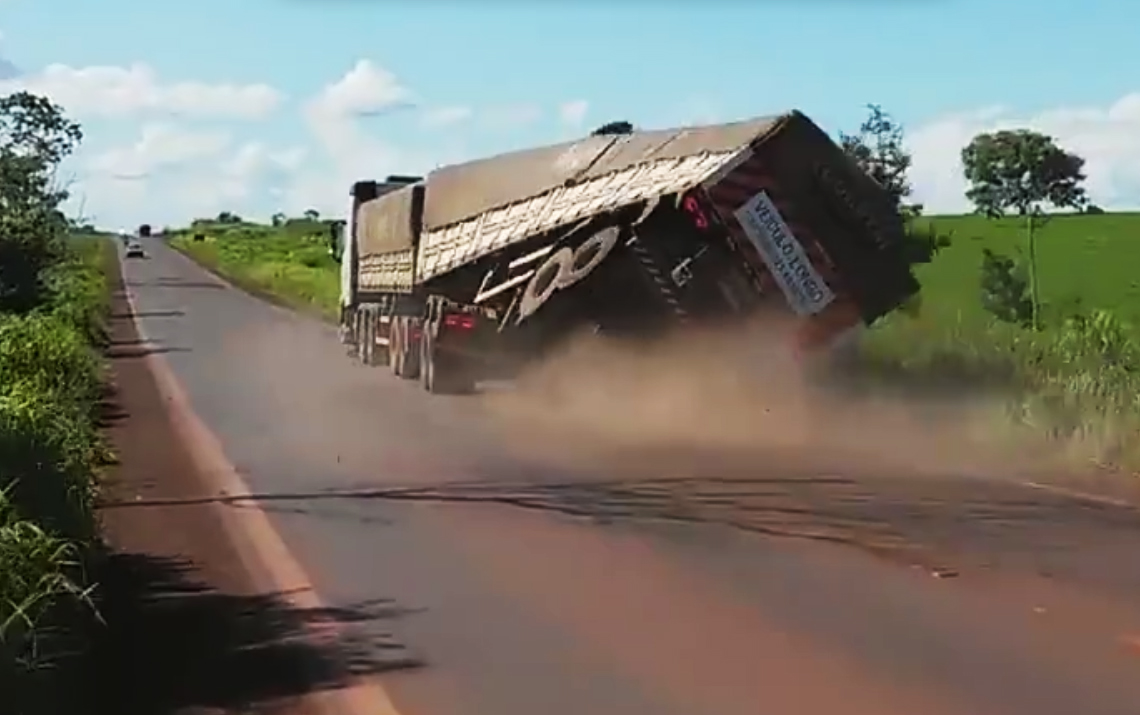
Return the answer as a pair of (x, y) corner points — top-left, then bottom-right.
(904, 213), (1140, 328)
(0, 236), (114, 709)
(861, 212), (1140, 468)
(170, 223), (340, 320)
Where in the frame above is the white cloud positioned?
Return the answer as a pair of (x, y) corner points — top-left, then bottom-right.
(0, 63), (282, 119)
(58, 60), (417, 229)
(72, 122), (308, 227)
(909, 92), (1140, 213)
(86, 123), (230, 179)
(297, 60), (446, 215)
(421, 105), (472, 128)
(559, 100), (588, 128)
(307, 59), (412, 120)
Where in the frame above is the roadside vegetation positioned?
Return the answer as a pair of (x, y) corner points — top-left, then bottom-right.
(169, 107), (1140, 470)
(168, 212), (340, 319)
(0, 91), (116, 712)
(841, 107), (1139, 468)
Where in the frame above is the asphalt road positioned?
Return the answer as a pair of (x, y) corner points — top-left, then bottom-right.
(121, 237), (1140, 715)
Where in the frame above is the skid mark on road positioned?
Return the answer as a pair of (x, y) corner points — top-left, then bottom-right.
(101, 466), (1140, 595)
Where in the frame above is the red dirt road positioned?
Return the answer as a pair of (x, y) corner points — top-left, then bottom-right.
(95, 237), (1140, 715)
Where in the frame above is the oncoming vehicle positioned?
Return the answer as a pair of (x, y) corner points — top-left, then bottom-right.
(125, 241), (145, 258)
(335, 110), (921, 394)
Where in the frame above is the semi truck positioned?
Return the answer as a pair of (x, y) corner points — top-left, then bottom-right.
(335, 110), (921, 394)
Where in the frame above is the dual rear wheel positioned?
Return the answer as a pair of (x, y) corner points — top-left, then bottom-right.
(389, 316), (420, 379)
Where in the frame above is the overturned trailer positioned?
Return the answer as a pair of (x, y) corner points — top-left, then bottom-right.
(337, 110), (920, 394)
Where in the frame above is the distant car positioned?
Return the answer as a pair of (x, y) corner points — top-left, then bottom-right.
(125, 241), (145, 258)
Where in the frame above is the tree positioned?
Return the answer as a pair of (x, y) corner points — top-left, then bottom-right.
(271, 212), (286, 227)
(215, 211), (242, 224)
(979, 248), (1032, 327)
(590, 120), (634, 136)
(839, 104), (950, 270)
(303, 208), (320, 221)
(961, 129), (1088, 329)
(0, 91), (83, 312)
(839, 104), (917, 215)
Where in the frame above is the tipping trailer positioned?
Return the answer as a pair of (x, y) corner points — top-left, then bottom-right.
(336, 110), (920, 394)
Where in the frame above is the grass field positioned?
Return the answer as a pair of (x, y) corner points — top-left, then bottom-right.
(170, 223), (340, 320)
(169, 211), (1140, 467)
(906, 213), (1140, 328)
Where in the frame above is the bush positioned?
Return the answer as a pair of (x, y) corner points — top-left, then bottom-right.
(0, 313), (104, 414)
(979, 248), (1033, 327)
(0, 240), (109, 702)
(0, 381), (100, 543)
(0, 489), (89, 685)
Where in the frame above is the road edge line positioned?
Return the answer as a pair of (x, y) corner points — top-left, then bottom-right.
(121, 267), (404, 715)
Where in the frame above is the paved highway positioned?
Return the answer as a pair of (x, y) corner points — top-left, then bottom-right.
(121, 236), (1140, 715)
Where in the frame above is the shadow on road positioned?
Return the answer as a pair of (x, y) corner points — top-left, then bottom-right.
(91, 551), (423, 715)
(110, 309), (186, 319)
(106, 344), (192, 358)
(124, 279), (224, 290)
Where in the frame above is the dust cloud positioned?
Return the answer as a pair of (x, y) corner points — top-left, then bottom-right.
(479, 322), (1065, 485)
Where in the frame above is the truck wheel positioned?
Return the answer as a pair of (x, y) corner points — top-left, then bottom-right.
(347, 311), (359, 357)
(362, 314), (377, 365)
(390, 318), (405, 375)
(517, 247), (572, 322)
(391, 318), (420, 379)
(420, 331), (472, 395)
(558, 226), (620, 290)
(375, 314), (392, 367)
(419, 331), (437, 392)
(354, 311), (368, 362)
(403, 319), (422, 379)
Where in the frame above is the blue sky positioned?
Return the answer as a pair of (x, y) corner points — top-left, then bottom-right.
(2, 0), (1137, 228)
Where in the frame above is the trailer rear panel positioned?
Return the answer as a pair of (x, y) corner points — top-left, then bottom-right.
(357, 183), (424, 293)
(700, 111), (919, 351)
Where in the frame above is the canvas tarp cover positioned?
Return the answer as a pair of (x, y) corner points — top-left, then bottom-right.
(357, 184), (418, 257)
(421, 114), (786, 232)
(422, 135), (616, 232)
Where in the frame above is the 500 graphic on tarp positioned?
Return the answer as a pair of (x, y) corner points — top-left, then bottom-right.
(733, 191), (834, 316)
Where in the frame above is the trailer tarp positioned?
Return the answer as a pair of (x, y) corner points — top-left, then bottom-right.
(579, 116), (781, 180)
(421, 115), (785, 232)
(422, 135), (618, 233)
(358, 184), (418, 257)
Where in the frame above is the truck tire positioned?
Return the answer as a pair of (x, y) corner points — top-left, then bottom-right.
(354, 311), (367, 362)
(362, 314), (377, 366)
(558, 225), (620, 290)
(419, 330), (440, 393)
(390, 317), (405, 375)
(404, 318), (422, 378)
(391, 317), (420, 379)
(517, 247), (572, 322)
(360, 309), (389, 367)
(420, 330), (473, 395)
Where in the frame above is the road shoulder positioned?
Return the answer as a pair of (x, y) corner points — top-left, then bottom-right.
(92, 254), (385, 715)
